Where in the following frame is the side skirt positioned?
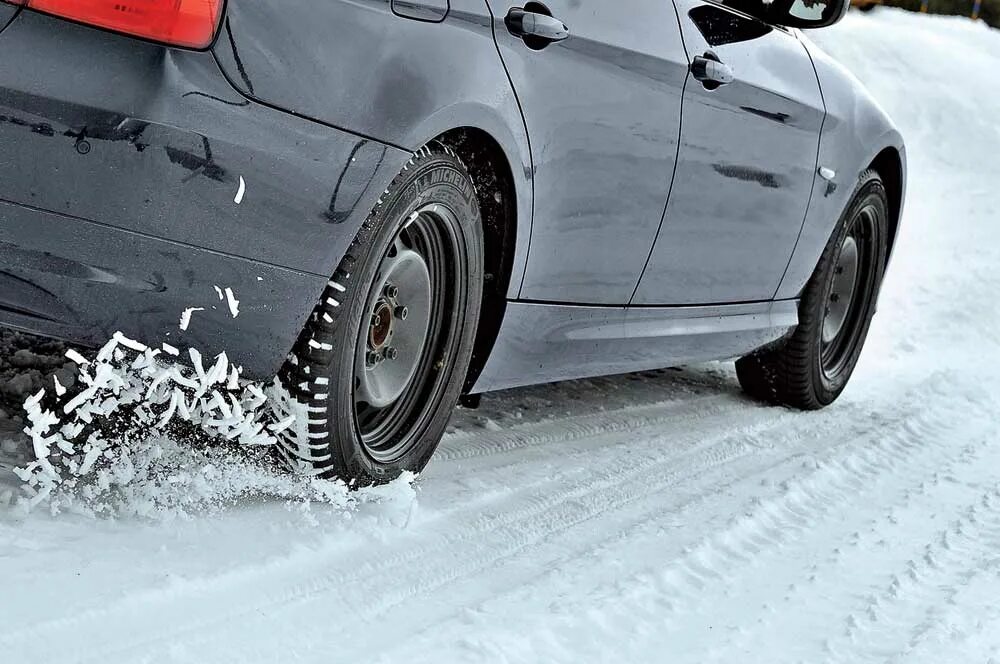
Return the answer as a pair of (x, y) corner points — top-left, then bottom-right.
(471, 299), (798, 393)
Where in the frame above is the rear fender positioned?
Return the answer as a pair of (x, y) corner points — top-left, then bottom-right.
(213, 0), (533, 297)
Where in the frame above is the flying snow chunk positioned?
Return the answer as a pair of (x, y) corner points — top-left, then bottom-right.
(112, 331), (148, 353)
(234, 175), (247, 204)
(224, 288), (240, 318)
(65, 348), (89, 366)
(213, 285), (224, 301)
(179, 307), (205, 331)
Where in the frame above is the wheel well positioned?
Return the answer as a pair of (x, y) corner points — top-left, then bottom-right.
(433, 128), (518, 393)
(869, 147), (903, 257)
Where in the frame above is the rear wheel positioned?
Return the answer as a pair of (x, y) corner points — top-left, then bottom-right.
(278, 145), (484, 484)
(736, 170), (889, 409)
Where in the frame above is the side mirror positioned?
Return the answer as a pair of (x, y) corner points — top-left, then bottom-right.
(767, 0), (850, 29)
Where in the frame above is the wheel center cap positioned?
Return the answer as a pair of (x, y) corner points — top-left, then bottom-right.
(822, 235), (860, 345)
(355, 244), (433, 409)
(369, 300), (393, 350)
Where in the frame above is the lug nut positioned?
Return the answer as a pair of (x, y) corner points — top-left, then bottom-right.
(384, 347), (399, 361)
(366, 351), (381, 365)
(384, 284), (399, 299)
(394, 306), (409, 321)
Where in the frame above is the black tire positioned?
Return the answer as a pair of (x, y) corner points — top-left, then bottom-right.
(736, 169), (889, 410)
(277, 144), (484, 484)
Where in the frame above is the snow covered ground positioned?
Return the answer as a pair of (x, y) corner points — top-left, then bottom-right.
(3, 9), (1000, 663)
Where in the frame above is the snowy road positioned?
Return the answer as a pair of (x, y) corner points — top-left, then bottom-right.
(3, 10), (1000, 663)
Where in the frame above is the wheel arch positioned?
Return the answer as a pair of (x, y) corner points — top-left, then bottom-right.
(868, 146), (905, 264)
(430, 127), (521, 393)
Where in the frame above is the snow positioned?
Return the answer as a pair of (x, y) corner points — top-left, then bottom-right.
(2, 9), (1000, 662)
(178, 307), (204, 332)
(224, 287), (240, 319)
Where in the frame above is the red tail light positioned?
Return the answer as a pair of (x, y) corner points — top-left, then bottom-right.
(3, 0), (223, 49)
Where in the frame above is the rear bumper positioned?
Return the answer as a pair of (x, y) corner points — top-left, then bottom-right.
(0, 11), (409, 377)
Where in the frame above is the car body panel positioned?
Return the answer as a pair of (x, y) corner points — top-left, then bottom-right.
(0, 11), (410, 377)
(0, 4), (17, 32)
(471, 299), (798, 393)
(633, 0), (825, 305)
(492, 0), (689, 305)
(0, 200), (328, 378)
(0, 11), (408, 277)
(391, 0), (450, 22)
(774, 31), (906, 300)
(0, 2), (904, 394)
(213, 0), (534, 299)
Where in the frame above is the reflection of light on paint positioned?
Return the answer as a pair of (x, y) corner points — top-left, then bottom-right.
(234, 176), (246, 204)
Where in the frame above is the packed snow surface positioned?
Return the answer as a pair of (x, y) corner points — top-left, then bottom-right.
(3, 9), (1000, 663)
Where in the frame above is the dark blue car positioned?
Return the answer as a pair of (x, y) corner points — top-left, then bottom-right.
(0, 0), (905, 483)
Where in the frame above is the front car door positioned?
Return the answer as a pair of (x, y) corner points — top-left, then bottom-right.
(494, 1), (688, 305)
(633, 0), (825, 305)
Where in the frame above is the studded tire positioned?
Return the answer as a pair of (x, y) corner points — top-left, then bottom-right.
(277, 145), (484, 485)
(736, 169), (889, 410)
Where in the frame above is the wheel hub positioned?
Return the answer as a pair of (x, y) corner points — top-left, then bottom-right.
(356, 241), (432, 409)
(822, 235), (860, 345)
(368, 301), (393, 350)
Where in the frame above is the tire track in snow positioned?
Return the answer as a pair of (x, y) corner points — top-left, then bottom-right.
(0, 395), (790, 663)
(822, 471), (1000, 661)
(436, 393), (730, 464)
(364, 373), (1000, 663)
(888, 507), (1000, 663)
(688, 407), (1000, 663)
(41, 375), (968, 663)
(841, 490), (1000, 663)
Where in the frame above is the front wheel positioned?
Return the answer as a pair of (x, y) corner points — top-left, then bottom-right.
(736, 169), (889, 409)
(278, 145), (484, 484)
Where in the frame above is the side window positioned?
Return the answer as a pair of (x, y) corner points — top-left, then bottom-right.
(689, 4), (773, 47)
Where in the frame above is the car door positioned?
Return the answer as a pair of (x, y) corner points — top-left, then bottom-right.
(494, 1), (688, 305)
(632, 0), (825, 305)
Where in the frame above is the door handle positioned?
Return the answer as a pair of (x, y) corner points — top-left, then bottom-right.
(505, 7), (569, 45)
(691, 51), (734, 89)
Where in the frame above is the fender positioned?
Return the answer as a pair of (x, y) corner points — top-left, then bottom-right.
(776, 31), (907, 301)
(398, 98), (534, 299)
(213, 0), (534, 297)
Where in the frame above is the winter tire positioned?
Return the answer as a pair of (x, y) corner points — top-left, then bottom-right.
(736, 169), (889, 410)
(277, 145), (484, 484)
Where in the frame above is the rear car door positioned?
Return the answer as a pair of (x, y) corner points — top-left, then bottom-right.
(632, 0), (825, 305)
(494, 1), (688, 305)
